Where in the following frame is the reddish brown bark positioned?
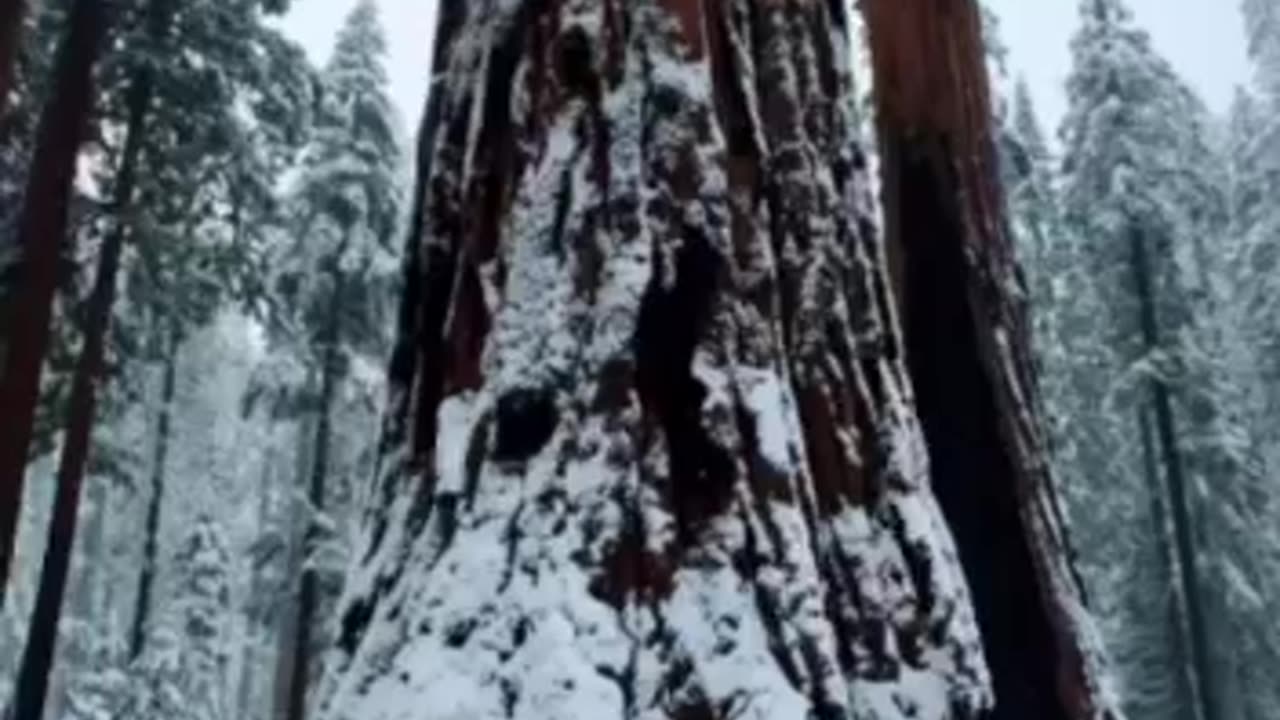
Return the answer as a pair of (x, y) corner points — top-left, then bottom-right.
(0, 0), (104, 604)
(330, 2), (994, 718)
(863, 1), (1118, 718)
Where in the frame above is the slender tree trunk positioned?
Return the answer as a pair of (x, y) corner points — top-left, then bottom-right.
(7, 0), (172, 711)
(0, 0), (105, 601)
(272, 413), (313, 720)
(128, 323), (180, 659)
(325, 2), (1009, 718)
(863, 1), (1119, 717)
(1129, 225), (1216, 720)
(285, 235), (349, 720)
(7, 103), (132, 720)
(0, 0), (24, 113)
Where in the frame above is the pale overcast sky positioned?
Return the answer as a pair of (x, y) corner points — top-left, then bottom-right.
(281, 1), (1250, 144)
(989, 0), (1250, 135)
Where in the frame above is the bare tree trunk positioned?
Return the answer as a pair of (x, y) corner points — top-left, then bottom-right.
(0, 0), (24, 114)
(284, 235), (349, 720)
(129, 324), (180, 659)
(6, 0), (174, 710)
(322, 2), (1016, 718)
(1129, 225), (1216, 720)
(0, 0), (105, 601)
(863, 1), (1119, 718)
(7, 90), (130, 720)
(273, 405), (315, 720)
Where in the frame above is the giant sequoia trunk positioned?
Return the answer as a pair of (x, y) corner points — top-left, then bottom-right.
(323, 2), (1108, 719)
(0, 0), (105, 600)
(8, 91), (134, 720)
(863, 1), (1118, 718)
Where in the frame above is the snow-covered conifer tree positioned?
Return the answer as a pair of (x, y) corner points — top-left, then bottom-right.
(268, 3), (402, 717)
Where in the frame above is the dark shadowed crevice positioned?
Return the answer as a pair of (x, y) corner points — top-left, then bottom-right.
(633, 226), (736, 547)
(409, 100), (471, 467)
(338, 595), (375, 657)
(463, 412), (492, 509)
(896, 143), (1068, 720)
(556, 24), (596, 97)
(493, 387), (559, 462)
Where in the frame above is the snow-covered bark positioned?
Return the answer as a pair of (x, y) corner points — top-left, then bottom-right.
(323, 2), (998, 719)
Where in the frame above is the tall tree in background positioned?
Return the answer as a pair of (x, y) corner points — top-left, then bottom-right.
(1060, 1), (1211, 715)
(112, 514), (233, 720)
(100, 0), (311, 660)
(170, 514), (233, 720)
(322, 1), (1115, 718)
(9, 0), (309, 713)
(7, 0), (182, 703)
(272, 3), (401, 718)
(0, 0), (106, 599)
(1232, 0), (1280, 460)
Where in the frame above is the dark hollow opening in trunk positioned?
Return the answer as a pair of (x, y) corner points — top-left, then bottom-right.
(897, 147), (1069, 720)
(493, 387), (558, 462)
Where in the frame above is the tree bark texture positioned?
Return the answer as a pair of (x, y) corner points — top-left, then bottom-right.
(0, 0), (105, 602)
(862, 1), (1120, 718)
(324, 2), (998, 719)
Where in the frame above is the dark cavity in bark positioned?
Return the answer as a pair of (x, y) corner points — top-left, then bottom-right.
(493, 387), (559, 463)
(633, 226), (735, 547)
(898, 145), (1067, 720)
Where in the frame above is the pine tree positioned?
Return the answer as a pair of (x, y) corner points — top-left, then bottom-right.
(98, 0), (313, 661)
(1055, 2), (1270, 719)
(171, 514), (233, 720)
(9, 0), (311, 713)
(272, 4), (401, 717)
(1232, 1), (1280, 459)
(321, 2), (1115, 718)
(114, 517), (232, 720)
